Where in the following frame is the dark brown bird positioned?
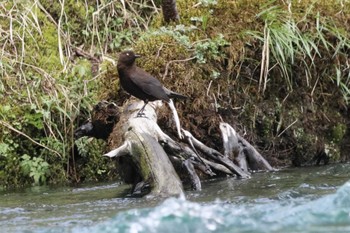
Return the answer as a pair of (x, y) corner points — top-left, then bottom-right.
(117, 50), (187, 117)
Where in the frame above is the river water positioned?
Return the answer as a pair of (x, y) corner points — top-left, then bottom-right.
(1, 163), (350, 233)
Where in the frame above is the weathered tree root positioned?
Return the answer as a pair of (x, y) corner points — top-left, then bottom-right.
(219, 123), (274, 172)
(75, 100), (274, 197)
(181, 129), (250, 178)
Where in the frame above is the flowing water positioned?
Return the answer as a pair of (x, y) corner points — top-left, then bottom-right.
(1, 164), (350, 233)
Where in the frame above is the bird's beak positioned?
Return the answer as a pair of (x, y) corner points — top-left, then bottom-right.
(135, 54), (141, 58)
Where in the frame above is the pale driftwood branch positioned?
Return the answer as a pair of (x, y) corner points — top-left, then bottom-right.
(236, 149), (249, 172)
(167, 99), (183, 139)
(220, 122), (247, 171)
(220, 122), (239, 158)
(220, 123), (274, 172)
(103, 141), (130, 158)
(183, 159), (201, 191)
(160, 136), (215, 177)
(239, 135), (274, 171)
(182, 129), (250, 178)
(200, 157), (233, 175)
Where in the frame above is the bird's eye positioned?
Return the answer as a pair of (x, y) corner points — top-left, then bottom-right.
(126, 53), (129, 56)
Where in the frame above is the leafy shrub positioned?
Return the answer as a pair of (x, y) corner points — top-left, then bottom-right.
(20, 155), (50, 185)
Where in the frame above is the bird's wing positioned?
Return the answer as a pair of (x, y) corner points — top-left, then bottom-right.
(129, 68), (170, 101)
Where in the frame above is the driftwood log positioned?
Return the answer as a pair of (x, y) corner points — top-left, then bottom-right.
(75, 100), (274, 197)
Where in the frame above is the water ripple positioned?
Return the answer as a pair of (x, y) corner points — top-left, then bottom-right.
(2, 165), (350, 233)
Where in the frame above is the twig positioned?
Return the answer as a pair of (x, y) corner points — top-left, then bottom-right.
(277, 119), (298, 137)
(73, 46), (100, 63)
(311, 76), (320, 97)
(58, 0), (65, 66)
(149, 0), (160, 13)
(259, 24), (270, 94)
(156, 43), (164, 59)
(206, 80), (212, 96)
(0, 120), (62, 158)
(162, 56), (196, 80)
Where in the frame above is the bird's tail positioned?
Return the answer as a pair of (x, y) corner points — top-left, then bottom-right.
(169, 91), (187, 100)
(163, 87), (188, 100)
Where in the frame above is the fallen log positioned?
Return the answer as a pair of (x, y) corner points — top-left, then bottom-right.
(75, 100), (273, 197)
(102, 100), (185, 197)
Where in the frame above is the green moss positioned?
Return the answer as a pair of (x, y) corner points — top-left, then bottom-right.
(292, 128), (318, 166)
(331, 123), (347, 143)
(325, 142), (341, 162)
(40, 0), (93, 45)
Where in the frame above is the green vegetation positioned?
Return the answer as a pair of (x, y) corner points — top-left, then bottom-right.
(246, 1), (350, 99)
(0, 0), (149, 188)
(0, 0), (349, 189)
(20, 154), (50, 185)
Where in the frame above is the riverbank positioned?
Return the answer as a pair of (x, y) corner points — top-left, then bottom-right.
(0, 0), (349, 188)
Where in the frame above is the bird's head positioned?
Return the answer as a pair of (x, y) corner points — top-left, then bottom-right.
(118, 50), (141, 66)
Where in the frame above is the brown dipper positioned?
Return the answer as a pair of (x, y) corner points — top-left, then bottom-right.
(117, 50), (187, 117)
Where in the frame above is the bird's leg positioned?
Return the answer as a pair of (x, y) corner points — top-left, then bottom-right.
(136, 100), (148, 117)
